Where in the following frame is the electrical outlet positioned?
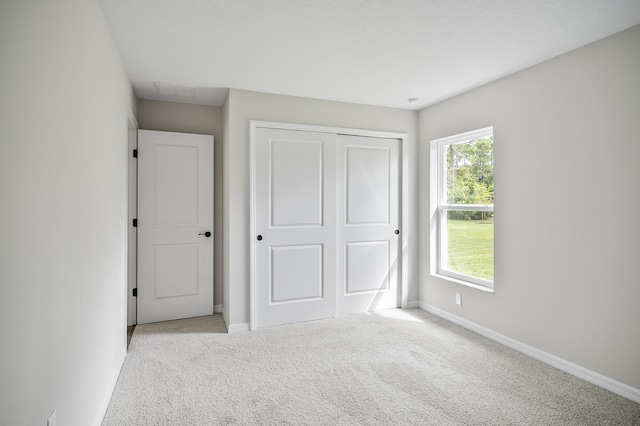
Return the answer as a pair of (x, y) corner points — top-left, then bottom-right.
(47, 411), (56, 426)
(455, 293), (462, 306)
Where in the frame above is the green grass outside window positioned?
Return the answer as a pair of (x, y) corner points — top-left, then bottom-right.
(446, 219), (494, 281)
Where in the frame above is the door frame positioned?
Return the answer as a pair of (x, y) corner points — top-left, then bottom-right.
(126, 109), (138, 326)
(249, 121), (409, 331)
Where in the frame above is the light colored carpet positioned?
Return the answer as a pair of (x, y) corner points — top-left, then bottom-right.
(103, 309), (640, 425)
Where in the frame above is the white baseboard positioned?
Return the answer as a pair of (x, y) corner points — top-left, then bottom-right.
(220, 310), (250, 334)
(92, 346), (126, 426)
(226, 323), (250, 334)
(213, 304), (222, 314)
(419, 302), (640, 404)
(404, 300), (419, 309)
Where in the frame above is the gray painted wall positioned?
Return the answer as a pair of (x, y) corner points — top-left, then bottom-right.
(0, 0), (137, 424)
(419, 25), (640, 390)
(137, 100), (224, 309)
(223, 89), (419, 327)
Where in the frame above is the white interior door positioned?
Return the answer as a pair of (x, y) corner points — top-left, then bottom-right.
(137, 130), (214, 324)
(254, 128), (337, 328)
(337, 135), (401, 315)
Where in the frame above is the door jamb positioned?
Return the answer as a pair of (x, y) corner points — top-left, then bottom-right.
(126, 110), (138, 326)
(249, 120), (409, 331)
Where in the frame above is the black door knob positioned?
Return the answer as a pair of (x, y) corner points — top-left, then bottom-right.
(257, 235), (263, 241)
(199, 231), (212, 238)
(395, 229), (400, 235)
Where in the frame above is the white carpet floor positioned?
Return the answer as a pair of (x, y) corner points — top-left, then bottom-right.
(103, 309), (640, 425)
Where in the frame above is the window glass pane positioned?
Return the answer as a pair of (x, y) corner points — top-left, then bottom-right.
(444, 210), (494, 281)
(445, 137), (493, 205)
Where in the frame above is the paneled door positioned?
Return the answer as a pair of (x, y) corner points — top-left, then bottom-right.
(253, 125), (402, 329)
(254, 128), (337, 328)
(137, 130), (214, 324)
(337, 135), (401, 315)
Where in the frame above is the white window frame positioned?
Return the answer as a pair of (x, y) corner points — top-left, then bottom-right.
(430, 127), (494, 292)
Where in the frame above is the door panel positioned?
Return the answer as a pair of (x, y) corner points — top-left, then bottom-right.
(271, 140), (324, 227)
(255, 128), (337, 328)
(337, 135), (400, 315)
(271, 245), (324, 303)
(154, 144), (199, 224)
(138, 130), (214, 324)
(345, 241), (390, 294)
(346, 146), (391, 225)
(154, 244), (198, 298)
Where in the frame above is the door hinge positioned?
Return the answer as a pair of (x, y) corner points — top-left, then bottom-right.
(132, 218), (137, 227)
(132, 288), (137, 297)
(133, 149), (138, 158)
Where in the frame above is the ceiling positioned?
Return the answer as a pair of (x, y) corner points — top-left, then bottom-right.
(99, 0), (640, 110)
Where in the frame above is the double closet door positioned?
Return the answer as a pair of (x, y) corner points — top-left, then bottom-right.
(253, 126), (401, 328)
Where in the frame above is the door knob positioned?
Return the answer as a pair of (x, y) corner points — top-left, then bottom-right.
(199, 231), (212, 238)
(257, 235), (263, 241)
(395, 229), (400, 235)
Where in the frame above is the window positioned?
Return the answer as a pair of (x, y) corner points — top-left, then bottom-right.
(431, 127), (494, 291)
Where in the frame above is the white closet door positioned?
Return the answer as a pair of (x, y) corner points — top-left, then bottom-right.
(337, 134), (401, 315)
(137, 130), (214, 324)
(254, 128), (337, 328)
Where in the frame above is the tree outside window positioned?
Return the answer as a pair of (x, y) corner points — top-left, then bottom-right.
(433, 128), (494, 289)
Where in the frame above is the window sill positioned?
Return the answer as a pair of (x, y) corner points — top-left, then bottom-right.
(431, 273), (495, 293)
